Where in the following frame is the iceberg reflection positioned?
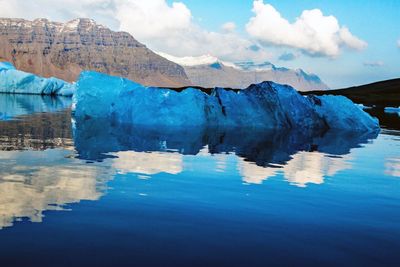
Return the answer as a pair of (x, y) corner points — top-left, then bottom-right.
(74, 118), (378, 186)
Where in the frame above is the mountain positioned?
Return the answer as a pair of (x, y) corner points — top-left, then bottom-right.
(302, 78), (400, 107)
(158, 53), (329, 91)
(0, 18), (190, 87)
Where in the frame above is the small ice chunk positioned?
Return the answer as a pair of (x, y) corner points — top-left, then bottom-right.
(0, 62), (75, 96)
(384, 106), (400, 114)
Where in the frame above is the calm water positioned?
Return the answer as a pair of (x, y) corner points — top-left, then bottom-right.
(0, 94), (399, 267)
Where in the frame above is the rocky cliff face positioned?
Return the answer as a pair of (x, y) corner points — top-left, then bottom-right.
(0, 18), (190, 87)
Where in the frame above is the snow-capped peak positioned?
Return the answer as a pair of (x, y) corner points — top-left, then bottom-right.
(157, 53), (218, 66)
(156, 52), (239, 69)
(61, 18), (106, 32)
(63, 19), (81, 31)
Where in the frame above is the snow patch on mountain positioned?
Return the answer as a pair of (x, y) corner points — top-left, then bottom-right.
(157, 52), (239, 69)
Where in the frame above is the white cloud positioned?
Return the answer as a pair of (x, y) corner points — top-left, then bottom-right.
(363, 61), (384, 67)
(397, 39), (400, 48)
(0, 0), (120, 29)
(246, 0), (367, 57)
(221, 22), (236, 33)
(116, 0), (192, 40)
(115, 1), (269, 62)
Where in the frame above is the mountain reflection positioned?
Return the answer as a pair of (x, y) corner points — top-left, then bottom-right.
(0, 108), (73, 151)
(74, 118), (378, 186)
(0, 94), (71, 121)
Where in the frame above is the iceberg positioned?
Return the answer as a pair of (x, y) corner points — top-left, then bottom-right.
(356, 103), (372, 110)
(384, 106), (400, 116)
(74, 71), (379, 131)
(0, 62), (75, 96)
(307, 95), (379, 132)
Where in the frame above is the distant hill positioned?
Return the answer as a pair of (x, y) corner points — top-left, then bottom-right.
(0, 18), (191, 87)
(158, 53), (329, 92)
(302, 78), (400, 107)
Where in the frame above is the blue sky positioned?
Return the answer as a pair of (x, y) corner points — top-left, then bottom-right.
(176, 0), (400, 87)
(0, 0), (399, 88)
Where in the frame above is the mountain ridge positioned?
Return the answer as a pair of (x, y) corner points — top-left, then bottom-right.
(157, 52), (329, 91)
(302, 78), (400, 107)
(0, 17), (191, 87)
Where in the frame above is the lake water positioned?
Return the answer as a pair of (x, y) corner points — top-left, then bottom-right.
(0, 94), (399, 267)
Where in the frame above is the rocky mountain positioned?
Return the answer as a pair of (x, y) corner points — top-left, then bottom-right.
(159, 53), (329, 91)
(0, 18), (190, 87)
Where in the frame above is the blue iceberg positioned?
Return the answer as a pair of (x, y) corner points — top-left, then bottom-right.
(384, 106), (400, 116)
(0, 62), (75, 96)
(307, 95), (380, 131)
(74, 71), (379, 131)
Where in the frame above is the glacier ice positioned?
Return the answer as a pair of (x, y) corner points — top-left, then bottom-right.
(307, 95), (379, 132)
(0, 62), (75, 96)
(384, 106), (400, 116)
(74, 71), (379, 131)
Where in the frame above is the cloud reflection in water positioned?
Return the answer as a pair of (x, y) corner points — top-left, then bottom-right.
(0, 149), (111, 229)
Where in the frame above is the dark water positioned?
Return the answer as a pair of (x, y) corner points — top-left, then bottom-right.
(0, 94), (399, 267)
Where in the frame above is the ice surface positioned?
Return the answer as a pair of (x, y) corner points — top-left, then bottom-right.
(384, 106), (400, 116)
(0, 62), (75, 96)
(308, 95), (380, 132)
(74, 71), (380, 131)
(356, 103), (372, 110)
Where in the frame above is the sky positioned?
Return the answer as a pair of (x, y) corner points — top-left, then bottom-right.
(0, 0), (399, 88)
